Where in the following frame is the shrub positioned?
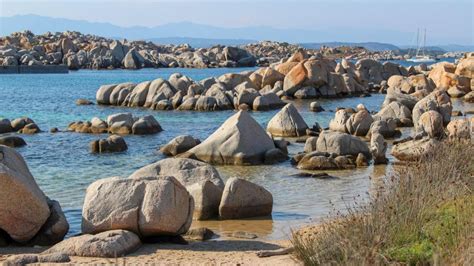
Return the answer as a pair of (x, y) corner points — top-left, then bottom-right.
(292, 141), (474, 265)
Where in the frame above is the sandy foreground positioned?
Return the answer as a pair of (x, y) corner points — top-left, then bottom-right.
(0, 239), (301, 265)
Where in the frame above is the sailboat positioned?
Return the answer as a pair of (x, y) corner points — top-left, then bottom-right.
(407, 28), (437, 63)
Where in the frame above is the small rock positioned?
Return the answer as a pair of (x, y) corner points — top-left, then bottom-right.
(76, 99), (94, 105)
(231, 231), (258, 239)
(184, 228), (216, 241)
(309, 101), (324, 112)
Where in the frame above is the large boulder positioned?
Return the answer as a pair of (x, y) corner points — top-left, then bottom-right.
(219, 178), (273, 219)
(0, 145), (50, 243)
(374, 101), (413, 127)
(412, 90), (452, 130)
(315, 130), (371, 158)
(345, 109), (374, 136)
(382, 87), (418, 110)
(122, 49), (143, 69)
(129, 158), (224, 189)
(82, 176), (193, 237)
(446, 118), (472, 140)
(131, 115), (162, 135)
(122, 81), (150, 107)
(428, 62), (467, 91)
(28, 199), (69, 246)
(370, 133), (388, 164)
(455, 55), (474, 80)
(160, 135), (200, 156)
(44, 230), (141, 258)
(329, 109), (350, 132)
(417, 110), (444, 138)
(97, 85), (117, 105)
(391, 137), (440, 161)
(129, 158), (224, 220)
(181, 111), (278, 165)
(187, 180), (223, 220)
(266, 103), (308, 137)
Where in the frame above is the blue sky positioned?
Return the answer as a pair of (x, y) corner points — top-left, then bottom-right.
(0, 0), (473, 44)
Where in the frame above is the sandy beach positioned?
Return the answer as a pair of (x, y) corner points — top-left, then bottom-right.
(0, 239), (299, 265)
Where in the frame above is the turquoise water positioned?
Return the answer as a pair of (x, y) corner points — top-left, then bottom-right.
(1, 68), (391, 240)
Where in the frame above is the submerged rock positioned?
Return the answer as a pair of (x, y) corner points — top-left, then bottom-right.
(90, 135), (128, 153)
(0, 135), (27, 147)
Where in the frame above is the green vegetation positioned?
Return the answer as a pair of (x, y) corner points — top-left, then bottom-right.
(292, 141), (474, 265)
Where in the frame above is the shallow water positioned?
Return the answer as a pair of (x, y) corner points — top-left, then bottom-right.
(1, 68), (470, 240)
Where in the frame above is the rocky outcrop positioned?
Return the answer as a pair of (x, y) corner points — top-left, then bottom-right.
(44, 230), (141, 258)
(82, 176), (194, 237)
(266, 103), (308, 137)
(180, 111), (283, 165)
(0, 145), (68, 245)
(89, 135), (128, 153)
(219, 178), (273, 219)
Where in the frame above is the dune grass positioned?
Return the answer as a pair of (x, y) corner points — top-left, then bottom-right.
(292, 141), (474, 265)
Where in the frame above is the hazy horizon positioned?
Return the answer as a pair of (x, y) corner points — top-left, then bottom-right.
(0, 0), (473, 45)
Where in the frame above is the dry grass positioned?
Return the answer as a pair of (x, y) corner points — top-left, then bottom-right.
(292, 141), (474, 265)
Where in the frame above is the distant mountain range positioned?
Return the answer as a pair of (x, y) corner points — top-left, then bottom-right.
(1, 14), (472, 52)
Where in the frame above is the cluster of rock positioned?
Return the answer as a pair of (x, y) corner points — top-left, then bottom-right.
(68, 113), (162, 135)
(386, 54), (474, 161)
(0, 145), (69, 247)
(0, 31), (288, 70)
(94, 50), (414, 113)
(1, 142), (274, 258)
(96, 72), (286, 112)
(0, 117), (41, 134)
(243, 41), (302, 65)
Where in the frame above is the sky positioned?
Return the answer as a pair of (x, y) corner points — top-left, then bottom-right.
(0, 0), (473, 45)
